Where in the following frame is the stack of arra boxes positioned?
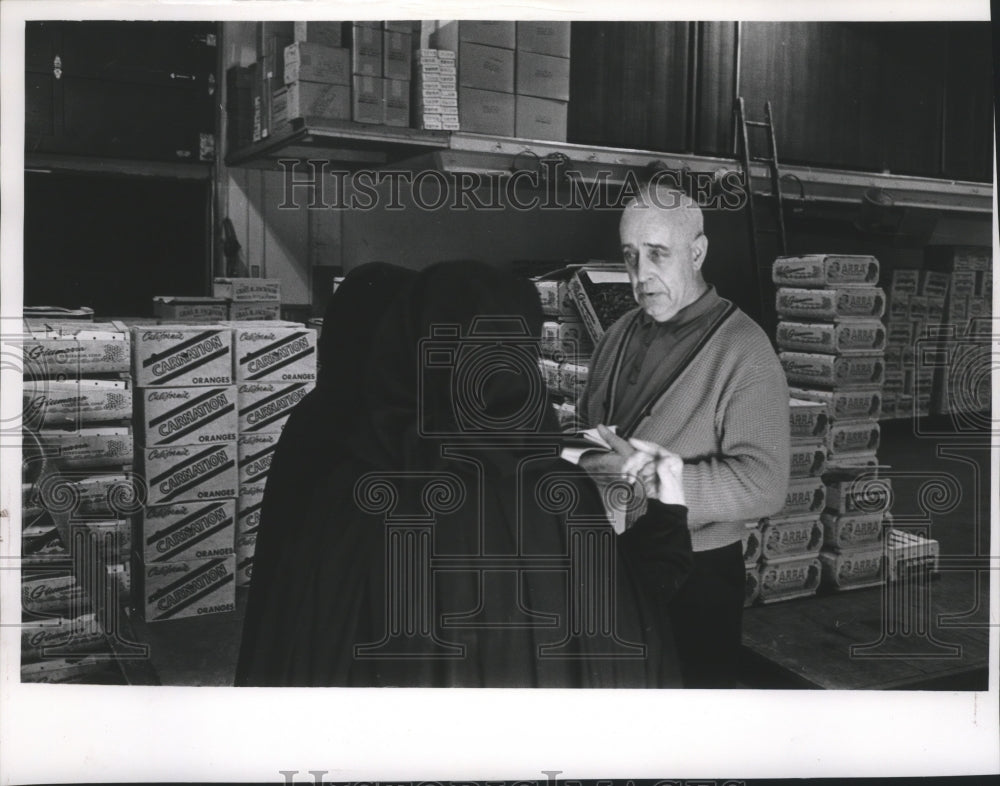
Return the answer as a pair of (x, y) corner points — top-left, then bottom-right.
(772, 254), (892, 596)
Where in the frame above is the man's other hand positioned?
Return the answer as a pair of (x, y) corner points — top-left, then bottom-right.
(579, 424), (636, 478)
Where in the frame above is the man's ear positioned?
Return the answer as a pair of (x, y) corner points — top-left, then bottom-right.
(691, 233), (708, 271)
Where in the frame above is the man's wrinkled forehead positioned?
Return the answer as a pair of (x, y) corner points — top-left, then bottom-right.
(619, 188), (704, 241)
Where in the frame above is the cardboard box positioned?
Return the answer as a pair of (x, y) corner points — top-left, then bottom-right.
(20, 656), (112, 684)
(229, 323), (317, 383)
(826, 419), (881, 457)
(908, 295), (928, 321)
(775, 287), (886, 320)
(825, 451), (880, 473)
(137, 555), (236, 622)
(76, 518), (131, 564)
(383, 78), (410, 126)
(213, 278), (282, 302)
(553, 401), (577, 430)
(227, 301), (283, 321)
(238, 432), (279, 486)
(21, 613), (106, 662)
(458, 87), (515, 135)
(758, 555), (822, 603)
(889, 269), (920, 296)
(345, 24), (383, 76)
(780, 352), (885, 388)
(778, 476), (826, 517)
(383, 31), (412, 80)
(515, 50), (570, 101)
(60, 474), (133, 517)
(23, 306), (94, 321)
(36, 427), (133, 469)
(788, 397), (830, 442)
(761, 515), (824, 560)
(787, 386), (882, 421)
(887, 294), (910, 321)
(775, 320), (886, 355)
(140, 499), (236, 563)
(824, 466), (890, 512)
(140, 441), (238, 506)
(885, 320), (915, 345)
(789, 442), (827, 478)
(566, 264), (635, 342)
(822, 510), (884, 551)
(534, 275), (580, 317)
(950, 270), (977, 298)
(236, 530), (256, 587)
(771, 254), (879, 288)
(819, 545), (885, 591)
(538, 357), (561, 389)
(20, 320), (130, 377)
(515, 95), (567, 141)
(458, 42), (515, 93)
(293, 21), (343, 48)
(275, 81), (350, 123)
(22, 379), (132, 429)
(541, 319), (593, 359)
(886, 528), (939, 582)
(742, 521), (763, 566)
(352, 75), (384, 123)
(152, 296), (228, 323)
(284, 42), (351, 85)
(131, 325), (233, 387)
(237, 483), (266, 537)
(22, 573), (89, 617)
(557, 360), (589, 400)
(136, 386), (238, 447)
(516, 21), (571, 57)
(432, 20), (516, 50)
(237, 381), (314, 432)
(920, 270), (951, 299)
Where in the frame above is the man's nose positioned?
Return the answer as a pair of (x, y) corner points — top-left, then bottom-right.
(636, 254), (658, 281)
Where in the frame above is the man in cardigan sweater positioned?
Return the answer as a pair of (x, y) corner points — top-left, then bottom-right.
(579, 185), (790, 687)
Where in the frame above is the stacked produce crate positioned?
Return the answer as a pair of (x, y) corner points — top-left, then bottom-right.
(769, 254), (891, 600)
(227, 320), (318, 588)
(20, 315), (135, 682)
(923, 245), (993, 418)
(130, 324), (240, 623)
(213, 277), (283, 321)
(432, 21), (570, 140)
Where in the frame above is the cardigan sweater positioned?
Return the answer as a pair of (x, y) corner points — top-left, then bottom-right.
(580, 299), (791, 552)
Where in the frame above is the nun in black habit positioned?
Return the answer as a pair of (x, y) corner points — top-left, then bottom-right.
(236, 260), (692, 688)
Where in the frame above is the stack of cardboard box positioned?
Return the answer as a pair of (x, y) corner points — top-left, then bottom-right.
(432, 20), (570, 140)
(414, 49), (458, 130)
(20, 317), (135, 681)
(770, 254), (892, 598)
(213, 277), (283, 321)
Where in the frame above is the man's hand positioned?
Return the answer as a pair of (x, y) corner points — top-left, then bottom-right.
(621, 437), (686, 506)
(579, 424), (637, 479)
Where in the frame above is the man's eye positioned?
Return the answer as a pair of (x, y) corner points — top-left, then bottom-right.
(623, 250), (638, 267)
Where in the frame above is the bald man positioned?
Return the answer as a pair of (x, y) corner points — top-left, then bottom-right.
(579, 185), (790, 688)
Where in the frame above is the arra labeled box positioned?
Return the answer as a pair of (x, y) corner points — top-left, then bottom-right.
(236, 530), (257, 587)
(758, 555), (822, 603)
(741, 520), (763, 566)
(789, 442), (827, 478)
(776, 320), (886, 355)
(140, 441), (237, 506)
(788, 397), (830, 443)
(37, 427), (133, 469)
(21, 320), (130, 376)
(824, 472), (891, 514)
(237, 381), (314, 432)
(788, 386), (882, 422)
(776, 287), (886, 320)
(140, 499), (236, 563)
(152, 296), (228, 323)
(457, 87), (515, 135)
(137, 554), (236, 622)
(761, 514), (824, 560)
(778, 476), (825, 517)
(213, 277), (282, 302)
(238, 432), (279, 486)
(515, 95), (568, 142)
(826, 419), (881, 457)
(780, 352), (884, 388)
(819, 545), (885, 591)
(283, 42), (351, 84)
(228, 322), (317, 382)
(772, 254), (879, 287)
(516, 21), (571, 57)
(22, 379), (132, 429)
(822, 510), (885, 551)
(237, 482), (266, 537)
(136, 386), (237, 447)
(131, 325), (233, 387)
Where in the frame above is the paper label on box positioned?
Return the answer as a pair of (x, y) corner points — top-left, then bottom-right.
(772, 255), (879, 287)
(761, 516), (824, 559)
(237, 381), (314, 432)
(789, 443), (827, 478)
(132, 326), (233, 387)
(826, 419), (881, 456)
(228, 301), (282, 321)
(138, 386), (238, 447)
(779, 477), (825, 516)
(213, 278), (282, 302)
(141, 556), (236, 622)
(141, 442), (237, 506)
(142, 499), (236, 562)
(776, 288), (885, 319)
(22, 335), (130, 376)
(238, 432), (279, 486)
(232, 325), (317, 382)
(821, 511), (884, 550)
(788, 397), (830, 441)
(759, 556), (822, 601)
(820, 545), (884, 589)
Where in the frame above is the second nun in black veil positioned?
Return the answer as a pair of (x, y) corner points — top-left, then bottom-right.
(238, 260), (693, 687)
(235, 262), (415, 686)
